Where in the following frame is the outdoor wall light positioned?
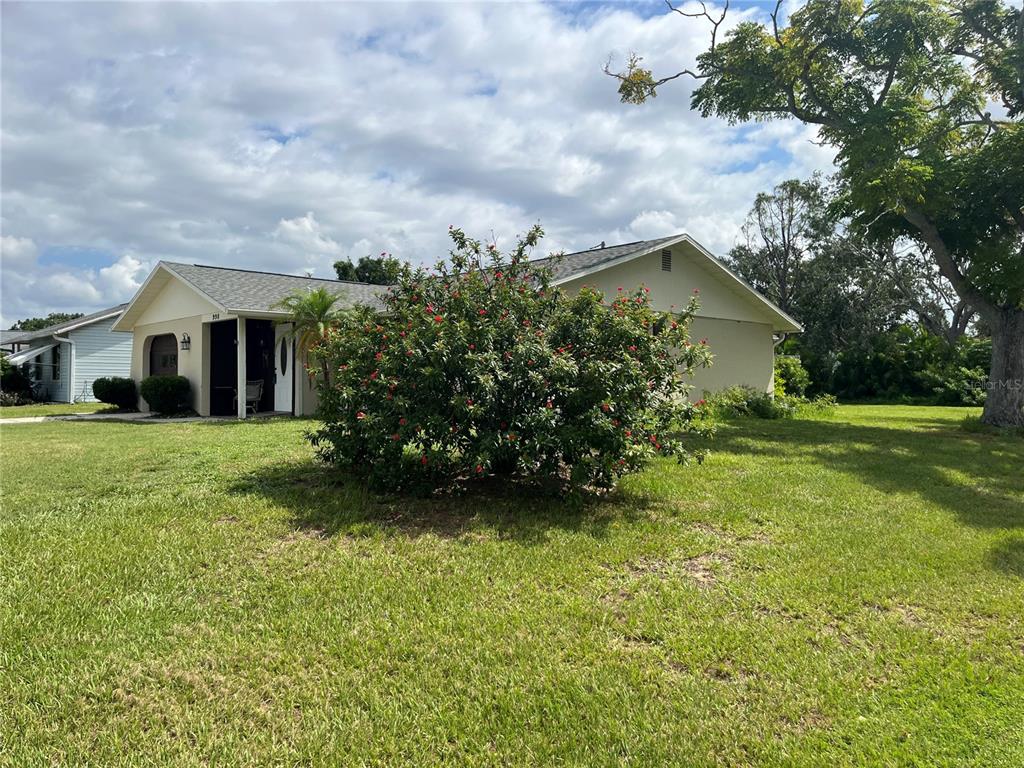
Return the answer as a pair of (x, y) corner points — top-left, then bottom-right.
(180, 332), (191, 351)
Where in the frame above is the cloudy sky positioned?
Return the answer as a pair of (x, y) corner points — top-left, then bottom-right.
(0, 0), (834, 325)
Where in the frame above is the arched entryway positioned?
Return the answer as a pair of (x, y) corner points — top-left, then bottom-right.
(148, 333), (178, 376)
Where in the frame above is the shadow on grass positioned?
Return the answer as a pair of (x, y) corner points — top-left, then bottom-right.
(711, 413), (1024, 575)
(988, 538), (1024, 578)
(712, 415), (1023, 530)
(229, 458), (652, 546)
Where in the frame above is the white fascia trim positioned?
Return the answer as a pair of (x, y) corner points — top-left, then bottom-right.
(679, 234), (803, 333)
(226, 309), (291, 320)
(112, 262), (228, 332)
(160, 263), (230, 315)
(56, 310), (126, 336)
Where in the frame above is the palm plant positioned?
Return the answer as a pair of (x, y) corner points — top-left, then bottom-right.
(273, 287), (345, 388)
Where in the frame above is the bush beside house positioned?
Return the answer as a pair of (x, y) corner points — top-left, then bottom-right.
(140, 375), (192, 415)
(308, 225), (712, 494)
(1, 357), (33, 406)
(92, 377), (138, 411)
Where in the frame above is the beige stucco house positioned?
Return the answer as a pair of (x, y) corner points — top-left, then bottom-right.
(112, 234), (799, 418)
(541, 234), (801, 395)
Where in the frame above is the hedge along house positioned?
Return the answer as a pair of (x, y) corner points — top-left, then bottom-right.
(536, 234), (802, 395)
(111, 263), (385, 417)
(3, 305), (132, 402)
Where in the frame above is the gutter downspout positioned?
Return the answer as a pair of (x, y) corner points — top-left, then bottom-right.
(773, 332), (788, 350)
(53, 335), (75, 403)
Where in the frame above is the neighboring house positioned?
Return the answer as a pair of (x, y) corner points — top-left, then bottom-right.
(2, 305), (132, 402)
(113, 234), (799, 418)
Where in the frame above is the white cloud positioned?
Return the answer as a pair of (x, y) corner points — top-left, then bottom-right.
(97, 254), (148, 296)
(273, 212), (345, 261)
(1, 236), (38, 270)
(0, 0), (836, 325)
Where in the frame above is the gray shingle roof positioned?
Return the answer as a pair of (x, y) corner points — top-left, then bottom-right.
(1, 330), (29, 345)
(532, 235), (682, 282)
(1, 304), (128, 343)
(162, 262), (388, 312)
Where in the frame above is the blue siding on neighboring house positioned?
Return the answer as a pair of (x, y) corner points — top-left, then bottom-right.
(69, 317), (132, 401)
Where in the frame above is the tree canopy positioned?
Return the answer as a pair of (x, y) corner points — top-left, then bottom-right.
(334, 254), (403, 285)
(10, 312), (83, 331)
(610, 0), (1023, 425)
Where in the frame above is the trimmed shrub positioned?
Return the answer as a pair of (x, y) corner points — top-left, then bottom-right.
(308, 225), (712, 494)
(92, 376), (137, 411)
(1, 356), (32, 396)
(140, 375), (192, 415)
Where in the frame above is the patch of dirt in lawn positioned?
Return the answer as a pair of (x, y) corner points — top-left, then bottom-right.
(777, 708), (831, 734)
(257, 526), (351, 567)
(617, 631), (665, 649)
(600, 587), (636, 620)
(703, 661), (758, 683)
(680, 553), (731, 587)
(616, 550), (733, 588)
(754, 604), (807, 622)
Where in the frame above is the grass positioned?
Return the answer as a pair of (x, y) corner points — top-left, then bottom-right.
(0, 401), (117, 418)
(1, 405), (1022, 766)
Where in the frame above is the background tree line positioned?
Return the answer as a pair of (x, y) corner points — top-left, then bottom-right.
(727, 175), (990, 405)
(609, 0), (1022, 426)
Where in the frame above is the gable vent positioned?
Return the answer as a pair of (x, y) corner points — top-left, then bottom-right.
(661, 249), (672, 271)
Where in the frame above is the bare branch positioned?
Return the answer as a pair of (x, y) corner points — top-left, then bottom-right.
(770, 0), (784, 46)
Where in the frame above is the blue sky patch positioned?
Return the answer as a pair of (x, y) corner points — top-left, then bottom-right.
(39, 245), (117, 270)
(255, 124), (310, 145)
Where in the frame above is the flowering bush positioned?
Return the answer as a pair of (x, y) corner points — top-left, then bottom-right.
(307, 225), (711, 494)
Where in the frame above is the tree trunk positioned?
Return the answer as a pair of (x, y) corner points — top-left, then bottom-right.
(982, 308), (1024, 427)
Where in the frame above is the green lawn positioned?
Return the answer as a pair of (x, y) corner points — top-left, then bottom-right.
(1, 406), (1022, 766)
(0, 401), (117, 419)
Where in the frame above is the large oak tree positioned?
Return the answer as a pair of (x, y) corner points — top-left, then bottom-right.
(610, 0), (1023, 425)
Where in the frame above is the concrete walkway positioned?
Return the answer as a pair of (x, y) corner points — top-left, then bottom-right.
(0, 411), (292, 425)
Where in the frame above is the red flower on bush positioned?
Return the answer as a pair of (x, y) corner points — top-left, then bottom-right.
(434, 315), (444, 323)
(356, 411), (366, 420)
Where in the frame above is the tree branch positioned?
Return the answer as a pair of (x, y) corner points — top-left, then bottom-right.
(902, 206), (996, 321)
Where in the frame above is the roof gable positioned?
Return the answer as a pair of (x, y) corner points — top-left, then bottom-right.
(542, 234), (801, 332)
(113, 262), (388, 331)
